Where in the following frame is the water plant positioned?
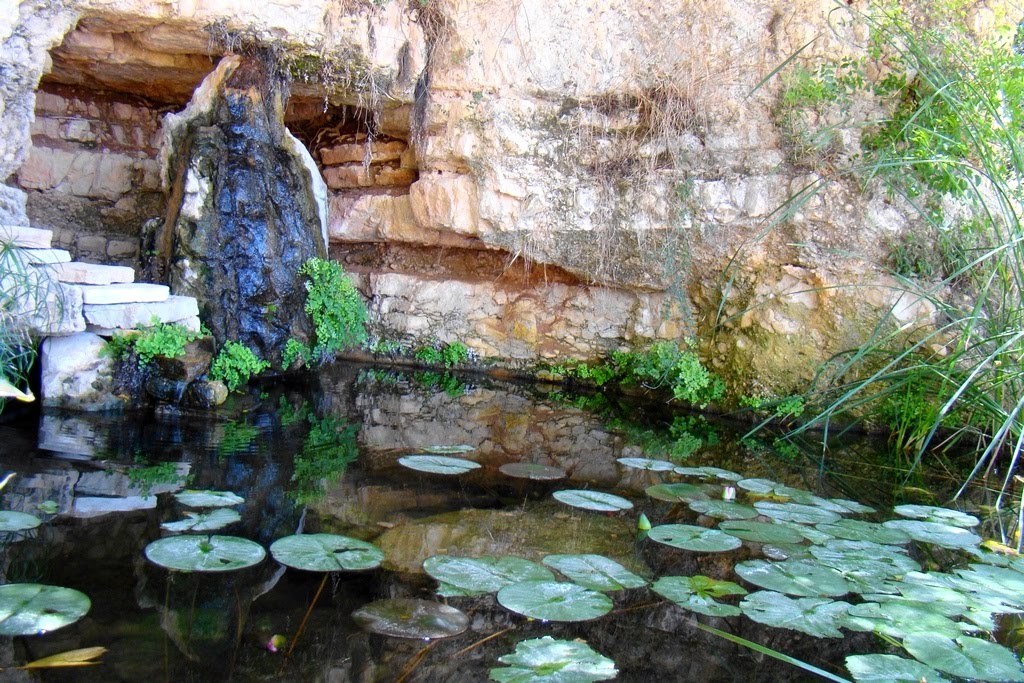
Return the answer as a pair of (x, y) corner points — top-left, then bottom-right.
(398, 454), (481, 475)
(0, 584), (91, 636)
(351, 598), (469, 639)
(144, 535), (266, 572)
(489, 636), (617, 683)
(209, 340), (269, 391)
(298, 256), (367, 360)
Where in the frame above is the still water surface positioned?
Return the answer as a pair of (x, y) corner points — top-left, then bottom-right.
(0, 363), (995, 681)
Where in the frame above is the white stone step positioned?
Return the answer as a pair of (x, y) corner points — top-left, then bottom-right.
(78, 282), (169, 305)
(83, 295), (199, 331)
(24, 248), (71, 264)
(52, 261), (135, 285)
(0, 225), (53, 249)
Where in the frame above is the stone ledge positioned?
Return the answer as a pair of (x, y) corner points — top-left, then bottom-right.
(83, 295), (199, 330)
(24, 248), (72, 264)
(78, 282), (169, 305)
(0, 225), (53, 249)
(51, 261), (135, 285)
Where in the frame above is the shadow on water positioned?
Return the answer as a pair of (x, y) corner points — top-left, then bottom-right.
(0, 362), (1008, 681)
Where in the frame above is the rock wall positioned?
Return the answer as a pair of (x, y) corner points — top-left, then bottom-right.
(3, 0), (1014, 398)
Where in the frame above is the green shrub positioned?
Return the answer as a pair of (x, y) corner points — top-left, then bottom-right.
(299, 257), (368, 358)
(414, 340), (471, 368)
(106, 320), (199, 367)
(209, 341), (269, 391)
(282, 338), (310, 369)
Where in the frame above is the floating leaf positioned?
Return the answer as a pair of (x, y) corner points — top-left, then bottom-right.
(0, 584), (91, 636)
(352, 598), (469, 639)
(827, 498), (876, 515)
(815, 519), (911, 545)
(763, 543), (814, 561)
(893, 504), (979, 528)
(161, 509), (240, 533)
(719, 520), (805, 544)
(144, 535), (265, 572)
(735, 559), (851, 597)
(882, 519), (981, 549)
(37, 501), (59, 515)
(845, 654), (949, 683)
(645, 482), (711, 503)
(398, 455), (481, 475)
(423, 556), (554, 596)
(542, 554), (646, 592)
(0, 510), (41, 532)
(739, 590), (852, 638)
(497, 581), (613, 622)
(553, 490), (633, 512)
(952, 564), (1024, 609)
(688, 500), (758, 520)
(499, 463), (566, 480)
(21, 646), (108, 669)
(648, 524), (742, 552)
(902, 634), (1024, 682)
(843, 600), (964, 639)
(754, 501), (841, 525)
(490, 636), (617, 683)
(653, 575), (747, 617)
(810, 540), (919, 572)
(774, 520), (834, 545)
(737, 478), (781, 494)
(673, 466), (743, 481)
(618, 457), (676, 472)
(422, 444), (475, 454)
(270, 534), (384, 572)
(173, 490), (244, 508)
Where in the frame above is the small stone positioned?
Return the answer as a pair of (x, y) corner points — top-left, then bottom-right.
(185, 380), (228, 408)
(155, 336), (215, 382)
(106, 239), (138, 260)
(40, 332), (123, 411)
(145, 375), (188, 403)
(76, 235), (107, 259)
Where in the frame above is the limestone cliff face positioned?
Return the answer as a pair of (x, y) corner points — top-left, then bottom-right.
(3, 0), (1013, 397)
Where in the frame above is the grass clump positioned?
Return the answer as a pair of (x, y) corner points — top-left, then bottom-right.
(108, 321), (200, 367)
(414, 340), (471, 368)
(209, 341), (269, 391)
(299, 257), (368, 361)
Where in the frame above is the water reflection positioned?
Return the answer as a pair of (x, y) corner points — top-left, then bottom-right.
(0, 363), (992, 681)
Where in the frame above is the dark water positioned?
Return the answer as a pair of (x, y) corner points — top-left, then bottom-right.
(0, 364), (993, 682)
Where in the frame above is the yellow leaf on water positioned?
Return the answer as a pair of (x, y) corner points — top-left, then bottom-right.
(20, 647), (107, 669)
(981, 539), (1020, 556)
(0, 377), (33, 402)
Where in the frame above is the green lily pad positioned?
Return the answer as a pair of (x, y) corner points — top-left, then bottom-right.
(893, 504), (979, 528)
(398, 455), (481, 475)
(499, 463), (566, 480)
(161, 508), (241, 533)
(617, 457), (676, 472)
(352, 598), (469, 639)
(542, 554), (646, 592)
(719, 520), (805, 544)
(144, 535), (266, 572)
(553, 490), (633, 512)
(774, 520), (834, 545)
(0, 510), (41, 532)
(811, 554), (910, 591)
(173, 490), (244, 508)
(647, 524), (742, 553)
(828, 498), (877, 515)
(497, 581), (613, 622)
(763, 543), (814, 561)
(739, 590), (853, 638)
(270, 534), (384, 572)
(845, 654), (950, 683)
(735, 559), (852, 597)
(687, 500), (758, 520)
(652, 575), (747, 617)
(0, 584), (91, 636)
(882, 519), (981, 550)
(673, 466), (743, 481)
(737, 478), (781, 494)
(843, 600), (964, 639)
(644, 482), (711, 503)
(423, 556), (554, 597)
(490, 636), (617, 683)
(815, 519), (911, 545)
(952, 564), (1024, 609)
(753, 501), (841, 525)
(422, 444), (475, 454)
(902, 634), (1024, 682)
(810, 540), (919, 573)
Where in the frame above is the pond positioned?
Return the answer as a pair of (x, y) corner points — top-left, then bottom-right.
(0, 363), (1021, 682)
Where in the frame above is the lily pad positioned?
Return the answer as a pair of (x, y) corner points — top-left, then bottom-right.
(0, 510), (41, 532)
(423, 556), (554, 597)
(902, 634), (1024, 682)
(843, 600), (964, 639)
(739, 590), (853, 638)
(173, 490), (244, 508)
(0, 584), (91, 636)
(161, 509), (240, 533)
(828, 498), (877, 515)
(845, 654), (949, 683)
(270, 534), (384, 572)
(953, 564), (1024, 609)
(735, 559), (852, 597)
(144, 534), (266, 572)
(398, 455), (481, 475)
(673, 466), (743, 481)
(422, 444), (475, 454)
(648, 524), (742, 553)
(490, 636), (617, 683)
(737, 478), (781, 494)
(644, 482), (711, 503)
(499, 463), (566, 481)
(553, 490), (633, 512)
(617, 457), (676, 472)
(352, 598), (469, 639)
(815, 519), (911, 545)
(652, 575), (747, 617)
(718, 520), (805, 544)
(542, 554), (646, 592)
(882, 519), (981, 550)
(753, 501), (841, 525)
(688, 500), (758, 520)
(893, 504), (979, 528)
(497, 581), (613, 622)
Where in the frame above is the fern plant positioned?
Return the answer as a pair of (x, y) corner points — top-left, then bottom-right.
(298, 257), (368, 359)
